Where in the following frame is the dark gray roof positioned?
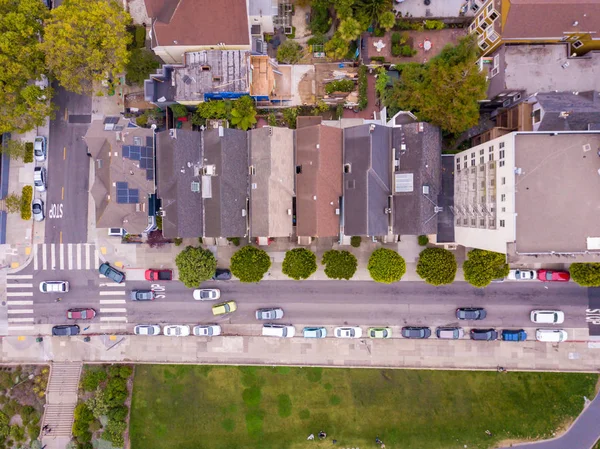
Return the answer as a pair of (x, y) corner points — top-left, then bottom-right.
(437, 155), (455, 243)
(391, 122), (442, 236)
(156, 129), (204, 238)
(203, 127), (249, 237)
(343, 124), (392, 237)
(536, 91), (600, 131)
(144, 66), (177, 103)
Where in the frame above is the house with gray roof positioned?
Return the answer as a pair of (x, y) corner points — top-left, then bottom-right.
(249, 127), (295, 240)
(531, 91), (600, 132)
(155, 129), (204, 239)
(203, 127), (249, 238)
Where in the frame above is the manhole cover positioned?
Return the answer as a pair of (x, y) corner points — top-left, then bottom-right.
(68, 114), (92, 124)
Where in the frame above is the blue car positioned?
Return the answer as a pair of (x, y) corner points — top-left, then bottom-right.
(501, 329), (527, 342)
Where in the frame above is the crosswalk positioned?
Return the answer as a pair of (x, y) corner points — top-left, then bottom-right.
(97, 277), (129, 331)
(6, 274), (35, 332)
(32, 243), (99, 271)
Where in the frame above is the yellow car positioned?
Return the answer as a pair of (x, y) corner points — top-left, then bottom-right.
(212, 300), (237, 316)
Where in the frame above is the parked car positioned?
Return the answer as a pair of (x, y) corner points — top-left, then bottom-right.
(39, 280), (69, 293)
(145, 269), (173, 281)
(32, 198), (45, 222)
(212, 269), (232, 281)
(501, 329), (527, 342)
(255, 308), (284, 320)
(530, 310), (565, 324)
(193, 325), (221, 336)
(212, 300), (237, 316)
(537, 269), (570, 282)
(262, 324), (295, 338)
(401, 326), (431, 339)
(368, 327), (392, 339)
(536, 329), (568, 343)
(303, 327), (327, 338)
(130, 290), (155, 301)
(52, 325), (80, 336)
(34, 136), (47, 162)
(163, 325), (190, 337)
(436, 327), (464, 339)
(33, 166), (46, 192)
(66, 308), (96, 320)
(508, 269), (537, 280)
(456, 307), (487, 320)
(193, 289), (220, 300)
(334, 327), (362, 339)
(470, 329), (498, 341)
(99, 262), (125, 283)
(134, 324), (161, 336)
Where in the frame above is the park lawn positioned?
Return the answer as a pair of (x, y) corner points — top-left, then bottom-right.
(130, 365), (597, 449)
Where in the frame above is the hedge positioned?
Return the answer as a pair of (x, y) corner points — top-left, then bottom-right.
(325, 79), (355, 94)
(20, 186), (32, 220)
(24, 143), (33, 163)
(358, 65), (368, 110)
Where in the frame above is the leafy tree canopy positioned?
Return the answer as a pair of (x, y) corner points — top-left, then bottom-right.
(125, 47), (159, 86)
(416, 247), (457, 286)
(282, 248), (317, 280)
(463, 249), (509, 288)
(324, 33), (348, 59)
(191, 100), (231, 125)
(570, 263), (600, 287)
(367, 248), (406, 284)
(322, 250), (357, 280)
(338, 17), (362, 42)
(170, 103), (188, 119)
(175, 246), (217, 288)
(230, 95), (257, 130)
(230, 246), (271, 283)
(379, 10), (396, 31)
(277, 40), (303, 64)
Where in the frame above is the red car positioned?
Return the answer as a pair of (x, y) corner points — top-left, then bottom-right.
(144, 269), (173, 281)
(66, 308), (97, 320)
(537, 269), (570, 282)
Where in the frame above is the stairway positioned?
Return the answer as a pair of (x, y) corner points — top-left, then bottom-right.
(41, 362), (83, 438)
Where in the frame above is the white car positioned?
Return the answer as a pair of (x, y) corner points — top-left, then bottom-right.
(39, 281), (69, 293)
(134, 324), (161, 336)
(193, 325), (222, 336)
(530, 310), (565, 324)
(536, 329), (568, 343)
(34, 136), (47, 162)
(255, 308), (284, 320)
(334, 326), (363, 339)
(193, 289), (220, 300)
(32, 198), (45, 222)
(508, 269), (537, 280)
(163, 325), (190, 337)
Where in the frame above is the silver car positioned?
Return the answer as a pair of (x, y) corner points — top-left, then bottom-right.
(193, 289), (220, 300)
(255, 308), (284, 320)
(34, 136), (47, 162)
(32, 198), (45, 222)
(134, 324), (161, 336)
(193, 325), (222, 336)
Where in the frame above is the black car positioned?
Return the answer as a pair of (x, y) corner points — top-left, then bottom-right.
(212, 268), (232, 281)
(99, 262), (125, 283)
(401, 326), (431, 339)
(52, 325), (80, 336)
(456, 307), (487, 320)
(470, 329), (498, 341)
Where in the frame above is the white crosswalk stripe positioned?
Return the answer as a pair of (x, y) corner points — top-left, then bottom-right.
(5, 277), (36, 334)
(100, 316), (128, 322)
(6, 292), (34, 297)
(6, 300), (34, 306)
(30, 243), (98, 272)
(6, 283), (33, 288)
(7, 274), (33, 280)
(99, 283), (127, 288)
(100, 308), (128, 313)
(8, 317), (35, 323)
(99, 299), (127, 305)
(99, 291), (125, 296)
(7, 309), (33, 314)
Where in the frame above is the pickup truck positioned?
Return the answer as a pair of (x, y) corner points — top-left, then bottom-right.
(145, 269), (173, 281)
(501, 329), (527, 342)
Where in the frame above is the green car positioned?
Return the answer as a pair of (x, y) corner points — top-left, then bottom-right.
(368, 327), (392, 339)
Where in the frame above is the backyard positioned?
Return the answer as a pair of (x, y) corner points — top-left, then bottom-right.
(130, 365), (598, 449)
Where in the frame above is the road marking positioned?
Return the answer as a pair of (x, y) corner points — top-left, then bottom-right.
(100, 316), (128, 322)
(42, 244), (47, 270)
(61, 186), (64, 200)
(64, 108), (68, 121)
(76, 244), (82, 270)
(6, 292), (33, 297)
(68, 244), (73, 270)
(100, 308), (127, 313)
(100, 323), (127, 330)
(7, 325), (34, 331)
(63, 147), (66, 160)
(8, 317), (35, 322)
(6, 275), (33, 280)
(59, 232), (62, 245)
(6, 300), (34, 306)
(99, 283), (127, 288)
(85, 244), (91, 270)
(59, 244), (65, 270)
(99, 291), (125, 296)
(100, 247), (107, 255)
(6, 283), (33, 288)
(10, 262), (19, 269)
(51, 244), (56, 270)
(25, 247), (31, 256)
(99, 299), (127, 304)
(33, 244), (38, 271)
(7, 309), (33, 314)
(94, 248), (99, 270)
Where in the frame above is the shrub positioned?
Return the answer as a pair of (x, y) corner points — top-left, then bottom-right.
(125, 48), (160, 86)
(367, 248), (406, 284)
(85, 388), (109, 419)
(103, 419), (126, 447)
(107, 405), (128, 421)
(391, 32), (407, 45)
(309, 1), (331, 34)
(416, 247), (457, 286)
(173, 237), (183, 246)
(277, 40), (303, 64)
(155, 214), (163, 230)
(227, 237), (241, 246)
(418, 235), (429, 246)
(119, 365), (133, 378)
(105, 376), (128, 406)
(282, 248), (317, 280)
(230, 246), (271, 283)
(400, 44), (417, 57)
(175, 245), (217, 287)
(463, 249), (509, 288)
(81, 369), (107, 392)
(322, 250), (357, 280)
(425, 19), (445, 30)
(282, 107), (299, 129)
(325, 80), (355, 95)
(133, 25), (146, 48)
(335, 103), (344, 119)
(20, 185), (32, 220)
(350, 236), (361, 248)
(570, 263), (600, 287)
(358, 65), (368, 110)
(24, 142), (34, 163)
(170, 103), (188, 119)
(5, 193), (21, 214)
(268, 113), (277, 126)
(72, 403), (94, 443)
(370, 56), (386, 63)
(0, 412), (8, 439)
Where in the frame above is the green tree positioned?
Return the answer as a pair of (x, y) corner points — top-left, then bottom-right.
(338, 17), (362, 42)
(42, 0), (132, 94)
(191, 100), (230, 126)
(570, 263), (600, 287)
(282, 248), (317, 280)
(321, 250), (357, 280)
(0, 411), (8, 439)
(350, 236), (361, 247)
(309, 0), (332, 34)
(375, 67), (389, 99)
(282, 107), (299, 129)
(356, 0), (392, 28)
(463, 249), (509, 288)
(367, 248), (406, 284)
(277, 40), (303, 64)
(379, 10), (396, 31)
(81, 368), (107, 391)
(334, 0), (355, 19)
(1, 140), (27, 161)
(417, 235), (429, 246)
(324, 33), (349, 59)
(175, 246), (217, 288)
(416, 247), (457, 286)
(230, 246), (271, 283)
(85, 388), (110, 420)
(5, 193), (22, 214)
(103, 419), (126, 447)
(170, 103), (188, 119)
(386, 35), (488, 134)
(125, 48), (159, 86)
(230, 96), (257, 130)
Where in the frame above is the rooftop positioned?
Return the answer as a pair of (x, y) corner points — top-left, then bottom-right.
(534, 91), (600, 131)
(248, 0), (278, 17)
(514, 132), (600, 254)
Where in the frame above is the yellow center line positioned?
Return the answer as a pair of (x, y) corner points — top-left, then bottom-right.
(59, 232), (62, 244)
(61, 186), (64, 200)
(64, 108), (68, 121)
(63, 147), (66, 160)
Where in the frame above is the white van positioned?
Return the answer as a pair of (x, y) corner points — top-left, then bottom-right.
(262, 324), (295, 338)
(39, 281), (69, 293)
(535, 329), (567, 343)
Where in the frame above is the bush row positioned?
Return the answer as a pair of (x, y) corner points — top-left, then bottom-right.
(20, 186), (32, 220)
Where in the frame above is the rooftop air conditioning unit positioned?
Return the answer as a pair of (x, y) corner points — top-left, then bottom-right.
(204, 165), (216, 176)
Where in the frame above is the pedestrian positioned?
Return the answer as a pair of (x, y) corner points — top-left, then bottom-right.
(376, 437), (382, 444)
(55, 297), (62, 303)
(332, 440), (337, 444)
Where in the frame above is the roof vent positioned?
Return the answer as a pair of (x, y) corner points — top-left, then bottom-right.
(384, 208), (392, 214)
(313, 196), (317, 200)
(572, 21), (579, 26)
(191, 181), (200, 192)
(183, 75), (192, 85)
(559, 111), (571, 118)
(369, 124), (376, 133)
(434, 206), (444, 213)
(422, 185), (430, 194)
(201, 65), (211, 71)
(218, 126), (224, 137)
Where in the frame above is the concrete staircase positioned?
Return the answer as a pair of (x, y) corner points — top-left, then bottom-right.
(41, 362), (83, 438)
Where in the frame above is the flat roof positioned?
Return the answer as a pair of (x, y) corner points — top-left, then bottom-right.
(514, 132), (600, 253)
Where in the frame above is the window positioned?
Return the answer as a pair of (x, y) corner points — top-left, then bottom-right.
(499, 161), (505, 167)
(499, 150), (505, 159)
(296, 165), (302, 174)
(480, 165), (485, 172)
(489, 11), (498, 21)
(480, 22), (488, 30)
(456, 158), (460, 164)
(481, 181), (485, 188)
(481, 196), (485, 203)
(533, 109), (541, 123)
(463, 218), (468, 225)
(472, 183), (476, 189)
(480, 219), (485, 226)
(499, 219), (505, 227)
(488, 31), (500, 42)
(487, 3), (493, 13)
(471, 152), (475, 159)
(344, 163), (351, 174)
(464, 161), (467, 169)
(501, 177), (506, 185)
(501, 207), (506, 212)
(480, 156), (484, 164)
(489, 153), (494, 161)
(457, 218), (461, 225)
(489, 146), (494, 152)
(480, 149), (484, 155)
(470, 159), (475, 166)
(573, 40), (584, 49)
(471, 219), (476, 226)
(464, 155), (467, 161)
(480, 41), (489, 50)
(499, 142), (505, 149)
(501, 194), (506, 202)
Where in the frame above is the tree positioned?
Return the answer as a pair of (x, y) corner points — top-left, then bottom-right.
(355, 0), (392, 29)
(367, 248), (406, 284)
(570, 263), (600, 287)
(379, 10), (396, 31)
(324, 33), (349, 59)
(230, 246), (271, 283)
(463, 249), (509, 288)
(230, 96), (257, 130)
(125, 48), (159, 86)
(282, 248), (317, 280)
(375, 67), (389, 99)
(42, 0), (132, 94)
(0, 411), (8, 439)
(321, 250), (357, 280)
(416, 247), (457, 286)
(309, 0), (332, 34)
(334, 0), (355, 19)
(170, 103), (188, 119)
(338, 17), (362, 42)
(417, 235), (429, 246)
(350, 236), (361, 248)
(191, 100), (230, 126)
(5, 194), (21, 214)
(386, 35), (488, 134)
(277, 40), (303, 64)
(175, 246), (217, 288)
(1, 139), (27, 161)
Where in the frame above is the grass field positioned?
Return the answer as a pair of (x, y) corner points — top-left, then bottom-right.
(130, 365), (597, 449)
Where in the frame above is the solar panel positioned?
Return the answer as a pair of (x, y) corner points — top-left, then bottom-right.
(116, 182), (128, 190)
(146, 136), (153, 147)
(116, 192), (128, 204)
(128, 189), (139, 203)
(122, 146), (130, 158)
(141, 147), (148, 157)
(140, 158), (148, 169)
(146, 169), (154, 181)
(130, 146), (141, 161)
(103, 116), (119, 124)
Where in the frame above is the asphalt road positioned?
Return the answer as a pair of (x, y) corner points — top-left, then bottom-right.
(45, 84), (91, 244)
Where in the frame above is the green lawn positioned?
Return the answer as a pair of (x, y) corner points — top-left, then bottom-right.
(130, 365), (597, 449)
